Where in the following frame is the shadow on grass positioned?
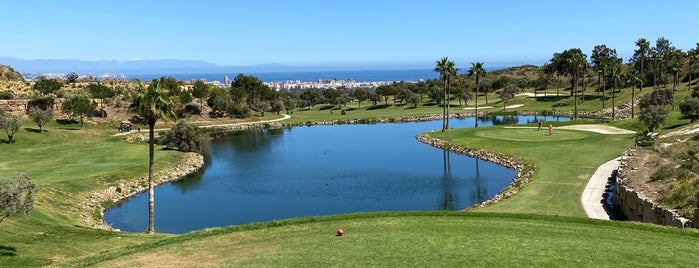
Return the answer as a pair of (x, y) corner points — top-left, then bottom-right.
(24, 128), (44, 133)
(535, 96), (570, 102)
(56, 119), (78, 125)
(664, 122), (690, 130)
(366, 104), (391, 110)
(318, 105), (335, 111)
(0, 245), (17, 257)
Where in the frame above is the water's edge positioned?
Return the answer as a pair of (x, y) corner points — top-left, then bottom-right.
(416, 134), (535, 209)
(88, 114), (541, 231)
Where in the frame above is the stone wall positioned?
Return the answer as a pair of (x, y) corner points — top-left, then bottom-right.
(613, 153), (696, 228)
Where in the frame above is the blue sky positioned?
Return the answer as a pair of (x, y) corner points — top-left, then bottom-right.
(2, 0), (699, 69)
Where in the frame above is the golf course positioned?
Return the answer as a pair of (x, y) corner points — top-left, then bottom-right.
(2, 63), (699, 267)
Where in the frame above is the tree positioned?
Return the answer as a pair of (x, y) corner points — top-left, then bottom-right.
(625, 70), (643, 118)
(191, 80), (210, 109)
(548, 52), (566, 96)
(32, 77), (63, 96)
(652, 37), (673, 88)
(560, 48), (587, 119)
(630, 38), (650, 87)
(230, 74), (271, 108)
(499, 84), (518, 110)
(87, 83), (116, 117)
(66, 72), (79, 84)
(350, 88), (369, 108)
(468, 62), (486, 127)
(322, 88), (341, 107)
(407, 93), (420, 108)
(28, 107), (53, 132)
(281, 93), (297, 114)
(687, 44), (699, 90)
(129, 80), (176, 234)
(299, 91), (320, 109)
(608, 65), (623, 120)
(639, 105), (668, 132)
(0, 114), (22, 143)
(680, 97), (699, 122)
(207, 87), (231, 117)
(62, 96), (96, 129)
(434, 57), (458, 131)
(638, 88), (673, 132)
(161, 120), (200, 152)
(0, 173), (36, 224)
(591, 44), (622, 109)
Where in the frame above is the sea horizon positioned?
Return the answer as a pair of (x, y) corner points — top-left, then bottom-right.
(126, 67), (504, 83)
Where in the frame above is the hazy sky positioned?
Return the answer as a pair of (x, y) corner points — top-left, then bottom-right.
(2, 0), (699, 69)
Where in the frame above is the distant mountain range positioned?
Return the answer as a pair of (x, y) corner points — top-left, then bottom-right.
(0, 57), (302, 74)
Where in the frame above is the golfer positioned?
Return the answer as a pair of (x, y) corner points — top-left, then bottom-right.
(548, 123), (553, 135)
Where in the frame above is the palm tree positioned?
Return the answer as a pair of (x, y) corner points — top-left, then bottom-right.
(434, 57), (458, 131)
(626, 70), (643, 119)
(687, 45), (698, 89)
(468, 62), (486, 128)
(609, 65), (622, 120)
(568, 50), (587, 119)
(632, 38), (650, 88)
(129, 80), (176, 234)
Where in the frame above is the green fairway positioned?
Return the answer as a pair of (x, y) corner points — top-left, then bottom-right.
(56, 212), (699, 267)
(474, 127), (590, 141)
(0, 121), (183, 266)
(429, 125), (635, 216)
(1, 83), (697, 266)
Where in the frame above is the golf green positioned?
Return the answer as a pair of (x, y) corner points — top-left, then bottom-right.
(473, 128), (589, 141)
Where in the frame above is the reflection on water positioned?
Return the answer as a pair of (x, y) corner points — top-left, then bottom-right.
(104, 115), (568, 234)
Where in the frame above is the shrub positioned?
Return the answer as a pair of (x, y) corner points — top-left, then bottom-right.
(649, 164), (675, 182)
(0, 90), (13, 100)
(160, 120), (201, 152)
(228, 105), (251, 119)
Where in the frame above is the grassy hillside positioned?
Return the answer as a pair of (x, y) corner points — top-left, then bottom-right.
(0, 120), (184, 266)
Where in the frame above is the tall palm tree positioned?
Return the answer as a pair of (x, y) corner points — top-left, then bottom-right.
(434, 57), (458, 131)
(129, 80), (176, 234)
(609, 65), (622, 120)
(632, 38), (650, 88)
(687, 45), (698, 89)
(626, 70), (643, 119)
(468, 62), (486, 128)
(568, 50), (587, 119)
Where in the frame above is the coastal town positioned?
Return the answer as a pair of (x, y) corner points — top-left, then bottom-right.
(21, 72), (424, 91)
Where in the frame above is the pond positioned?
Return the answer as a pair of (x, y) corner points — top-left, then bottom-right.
(104, 115), (568, 234)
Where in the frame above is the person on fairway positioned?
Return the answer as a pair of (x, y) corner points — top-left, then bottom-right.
(548, 123), (553, 135)
(537, 120), (542, 131)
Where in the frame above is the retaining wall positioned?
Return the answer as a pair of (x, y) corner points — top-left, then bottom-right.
(613, 153), (697, 228)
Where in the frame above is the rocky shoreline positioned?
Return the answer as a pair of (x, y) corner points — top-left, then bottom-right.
(416, 133), (535, 208)
(83, 112), (549, 230)
(81, 152), (204, 230)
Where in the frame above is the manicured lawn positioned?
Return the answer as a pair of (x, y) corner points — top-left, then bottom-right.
(428, 126), (635, 216)
(57, 212), (699, 267)
(0, 121), (182, 266)
(1, 83), (697, 266)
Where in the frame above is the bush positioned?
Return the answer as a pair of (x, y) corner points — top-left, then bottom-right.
(228, 105), (251, 119)
(160, 120), (201, 152)
(179, 104), (201, 117)
(0, 90), (13, 100)
(649, 164), (675, 182)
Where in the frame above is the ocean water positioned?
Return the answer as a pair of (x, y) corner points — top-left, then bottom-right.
(128, 69), (439, 83)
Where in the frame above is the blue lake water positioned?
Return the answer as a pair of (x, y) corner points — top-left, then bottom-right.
(104, 115), (568, 234)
